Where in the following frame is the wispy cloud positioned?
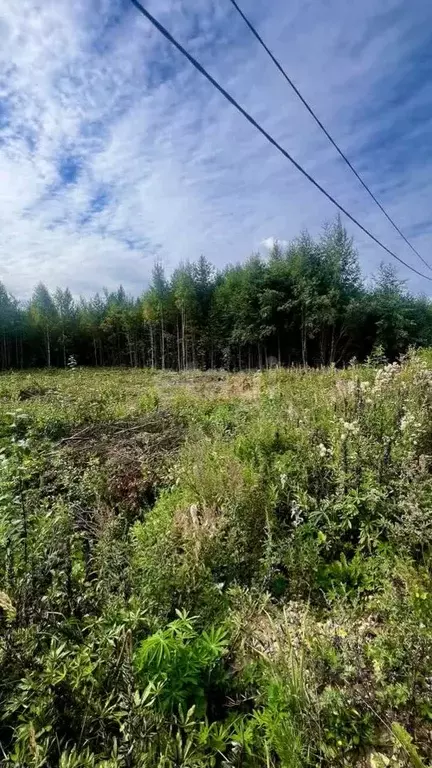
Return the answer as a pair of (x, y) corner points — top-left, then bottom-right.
(261, 237), (289, 251)
(0, 0), (431, 297)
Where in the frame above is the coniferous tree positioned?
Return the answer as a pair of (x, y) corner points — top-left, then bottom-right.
(1, 217), (431, 370)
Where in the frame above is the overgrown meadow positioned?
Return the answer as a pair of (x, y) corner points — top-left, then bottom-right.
(1, 355), (432, 767)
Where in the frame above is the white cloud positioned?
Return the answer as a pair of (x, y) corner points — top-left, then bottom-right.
(261, 237), (289, 250)
(0, 0), (431, 297)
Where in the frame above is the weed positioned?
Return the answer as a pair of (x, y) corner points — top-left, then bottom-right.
(1, 358), (432, 766)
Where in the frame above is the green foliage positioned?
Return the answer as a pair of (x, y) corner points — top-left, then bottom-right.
(2, 357), (432, 766)
(319, 687), (374, 761)
(253, 649), (312, 768)
(3, 217), (432, 370)
(135, 611), (229, 716)
(391, 722), (430, 768)
(139, 386), (160, 413)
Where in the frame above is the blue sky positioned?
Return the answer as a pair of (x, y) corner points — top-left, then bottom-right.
(0, 0), (431, 297)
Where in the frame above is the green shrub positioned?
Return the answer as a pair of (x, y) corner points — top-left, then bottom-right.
(134, 611), (229, 717)
(138, 386), (160, 413)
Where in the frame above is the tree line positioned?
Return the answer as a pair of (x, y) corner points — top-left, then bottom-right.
(2, 217), (432, 370)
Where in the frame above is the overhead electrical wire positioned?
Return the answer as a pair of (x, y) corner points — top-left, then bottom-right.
(129, 0), (432, 283)
(228, 0), (432, 273)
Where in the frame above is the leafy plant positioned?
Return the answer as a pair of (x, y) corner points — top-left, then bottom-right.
(134, 611), (229, 717)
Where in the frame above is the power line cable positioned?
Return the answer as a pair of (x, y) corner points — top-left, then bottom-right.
(228, 0), (432, 273)
(129, 0), (432, 283)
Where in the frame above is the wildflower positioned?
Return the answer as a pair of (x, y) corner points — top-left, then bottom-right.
(342, 420), (359, 434)
(400, 413), (420, 433)
(291, 502), (303, 527)
(400, 414), (412, 431)
(318, 443), (327, 457)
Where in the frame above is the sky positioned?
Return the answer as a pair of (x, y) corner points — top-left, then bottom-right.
(0, 0), (431, 298)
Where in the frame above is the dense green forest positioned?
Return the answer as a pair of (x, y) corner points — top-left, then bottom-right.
(2, 217), (432, 370)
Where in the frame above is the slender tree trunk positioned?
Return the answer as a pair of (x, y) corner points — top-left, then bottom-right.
(93, 337), (98, 366)
(117, 332), (122, 366)
(134, 337), (138, 367)
(301, 307), (307, 367)
(3, 331), (10, 369)
(127, 332), (133, 367)
(160, 312), (165, 370)
(258, 344), (262, 369)
(277, 334), (281, 367)
(46, 328), (51, 368)
(149, 325), (155, 369)
(335, 329), (350, 366)
(62, 328), (66, 368)
(177, 318), (181, 371)
(264, 345), (268, 369)
(319, 328), (326, 367)
(192, 329), (196, 369)
(238, 344), (241, 371)
(330, 325), (336, 364)
(248, 346), (251, 371)
(1, 332), (6, 370)
(181, 308), (186, 370)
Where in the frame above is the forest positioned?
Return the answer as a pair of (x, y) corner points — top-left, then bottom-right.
(2, 217), (432, 371)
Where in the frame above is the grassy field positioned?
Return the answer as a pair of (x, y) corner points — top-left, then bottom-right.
(1, 357), (432, 767)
